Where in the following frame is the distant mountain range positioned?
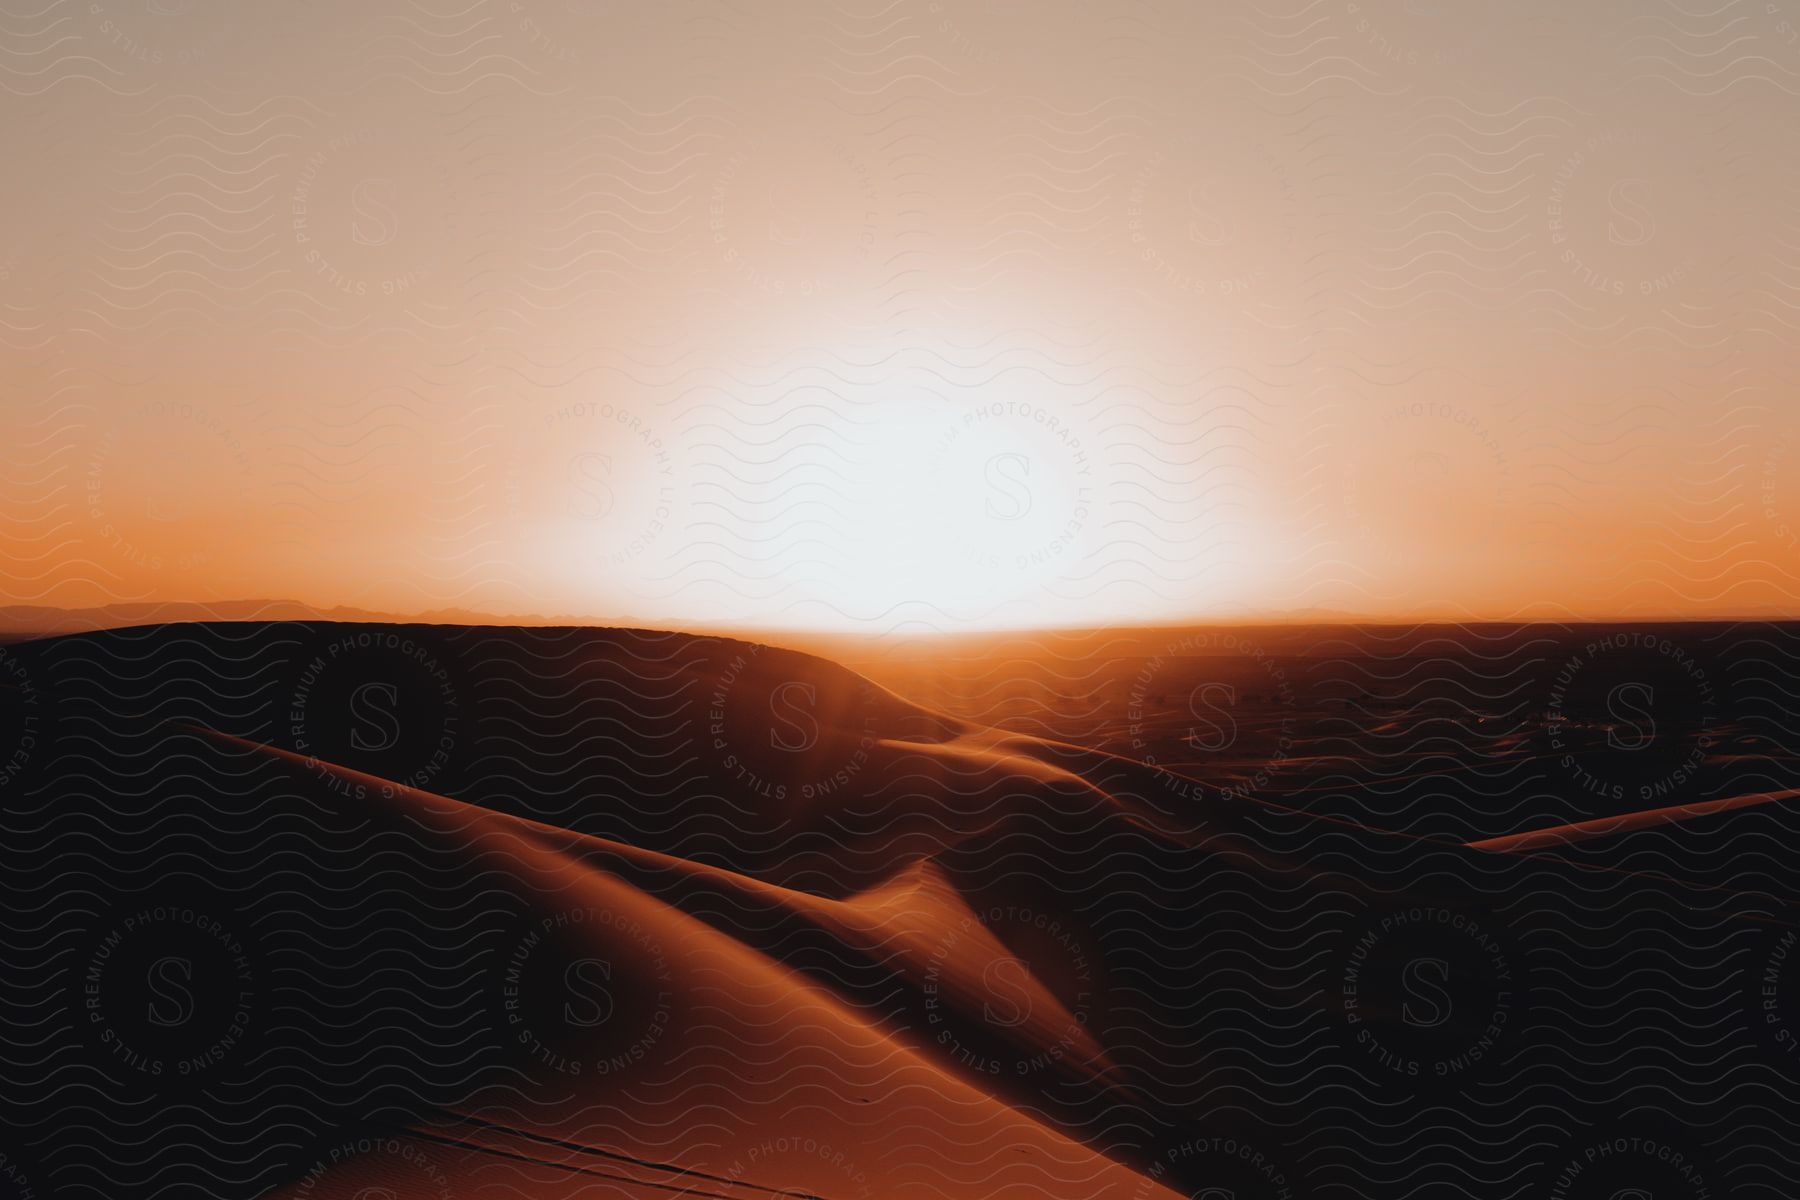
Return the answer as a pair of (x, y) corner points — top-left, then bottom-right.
(2, 598), (1793, 644)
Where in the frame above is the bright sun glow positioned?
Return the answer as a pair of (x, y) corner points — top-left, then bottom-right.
(483, 335), (1285, 633)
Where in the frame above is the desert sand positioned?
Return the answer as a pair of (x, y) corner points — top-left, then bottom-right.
(1, 621), (1795, 1197)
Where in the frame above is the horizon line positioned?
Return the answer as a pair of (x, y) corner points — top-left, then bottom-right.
(3, 596), (1796, 641)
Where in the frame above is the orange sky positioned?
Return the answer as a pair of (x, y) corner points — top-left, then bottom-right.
(2, 1), (1796, 632)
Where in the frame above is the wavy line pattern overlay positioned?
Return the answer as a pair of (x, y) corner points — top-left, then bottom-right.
(2, 2), (1798, 1199)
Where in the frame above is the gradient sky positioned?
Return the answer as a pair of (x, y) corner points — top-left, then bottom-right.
(2, 0), (1797, 631)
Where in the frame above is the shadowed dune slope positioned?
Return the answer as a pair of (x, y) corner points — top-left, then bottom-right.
(208, 736), (1178, 1200)
(2, 622), (1798, 1198)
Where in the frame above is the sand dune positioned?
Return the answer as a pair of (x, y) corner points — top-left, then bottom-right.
(2, 621), (1797, 1198)
(204, 734), (1167, 1199)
